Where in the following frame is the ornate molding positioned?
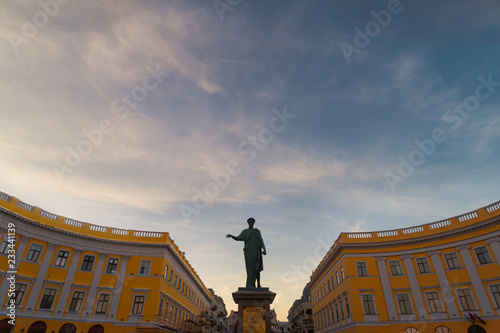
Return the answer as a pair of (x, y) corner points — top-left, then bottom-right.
(456, 245), (471, 251)
(428, 250), (441, 257)
(20, 236), (31, 245)
(486, 237), (500, 245)
(374, 257), (386, 262)
(400, 255), (413, 260)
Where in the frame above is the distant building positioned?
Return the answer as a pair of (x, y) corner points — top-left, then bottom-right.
(208, 289), (227, 333)
(0, 192), (216, 333)
(270, 308), (277, 333)
(226, 310), (238, 333)
(277, 320), (290, 333)
(287, 284), (314, 333)
(309, 201), (500, 333)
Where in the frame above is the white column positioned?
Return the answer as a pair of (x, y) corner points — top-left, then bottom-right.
(23, 243), (57, 314)
(54, 249), (82, 314)
(457, 245), (494, 316)
(401, 254), (427, 319)
(82, 253), (107, 316)
(107, 255), (130, 319)
(486, 237), (500, 267)
(375, 257), (398, 320)
(427, 250), (459, 317)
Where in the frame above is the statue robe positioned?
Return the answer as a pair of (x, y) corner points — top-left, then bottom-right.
(234, 227), (265, 288)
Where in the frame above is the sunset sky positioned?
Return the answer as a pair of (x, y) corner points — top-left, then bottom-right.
(1, 0), (500, 320)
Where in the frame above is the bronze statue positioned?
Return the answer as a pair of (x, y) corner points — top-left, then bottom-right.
(226, 218), (267, 288)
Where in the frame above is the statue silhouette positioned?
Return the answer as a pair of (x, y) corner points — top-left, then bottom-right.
(226, 218), (267, 288)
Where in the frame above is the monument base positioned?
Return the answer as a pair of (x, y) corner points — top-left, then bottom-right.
(232, 289), (276, 333)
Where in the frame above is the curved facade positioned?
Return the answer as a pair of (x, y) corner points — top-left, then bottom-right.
(0, 192), (214, 333)
(309, 201), (500, 333)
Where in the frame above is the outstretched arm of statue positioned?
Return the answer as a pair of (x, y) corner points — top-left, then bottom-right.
(261, 242), (267, 255)
(226, 234), (234, 239)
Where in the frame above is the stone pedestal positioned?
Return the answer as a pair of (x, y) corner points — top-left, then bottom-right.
(232, 288), (276, 333)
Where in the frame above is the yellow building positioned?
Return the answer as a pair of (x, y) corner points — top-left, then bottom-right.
(309, 201), (500, 333)
(0, 192), (214, 333)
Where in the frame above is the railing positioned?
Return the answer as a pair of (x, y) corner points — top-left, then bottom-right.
(40, 210), (58, 220)
(112, 228), (129, 235)
(0, 192), (210, 297)
(429, 219), (451, 229)
(17, 200), (33, 211)
(377, 230), (398, 237)
(89, 224), (107, 233)
(312, 200), (500, 279)
(347, 233), (372, 238)
(402, 226), (424, 234)
(458, 211), (478, 222)
(0, 192), (10, 202)
(134, 231), (163, 238)
(64, 218), (84, 227)
(486, 202), (500, 213)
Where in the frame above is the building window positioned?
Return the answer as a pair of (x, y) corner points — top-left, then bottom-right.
(335, 271), (339, 285)
(339, 299), (345, 319)
(139, 260), (151, 275)
(81, 255), (95, 271)
(434, 326), (451, 333)
(96, 293), (110, 314)
(426, 291), (443, 312)
(389, 260), (403, 275)
(14, 283), (27, 306)
(132, 295), (145, 314)
(490, 284), (500, 307)
(0, 234), (16, 254)
(106, 258), (119, 273)
(345, 296), (350, 317)
(26, 243), (43, 262)
(397, 294), (413, 314)
(54, 250), (70, 267)
(356, 262), (368, 276)
(334, 303), (339, 321)
(68, 291), (85, 312)
(164, 264), (169, 279)
(444, 253), (461, 269)
(416, 257), (431, 273)
(39, 288), (57, 309)
(457, 288), (475, 310)
(474, 246), (493, 264)
(361, 294), (375, 314)
(340, 266), (345, 280)
(404, 328), (420, 333)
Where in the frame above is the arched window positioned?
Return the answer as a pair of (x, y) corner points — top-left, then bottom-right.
(404, 328), (420, 333)
(58, 323), (77, 333)
(88, 325), (104, 333)
(0, 318), (15, 333)
(468, 325), (486, 333)
(435, 326), (452, 333)
(27, 321), (47, 333)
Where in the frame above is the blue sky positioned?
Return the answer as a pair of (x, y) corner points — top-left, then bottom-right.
(1, 0), (500, 320)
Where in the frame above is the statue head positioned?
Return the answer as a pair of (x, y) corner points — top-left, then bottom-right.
(247, 217), (255, 227)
